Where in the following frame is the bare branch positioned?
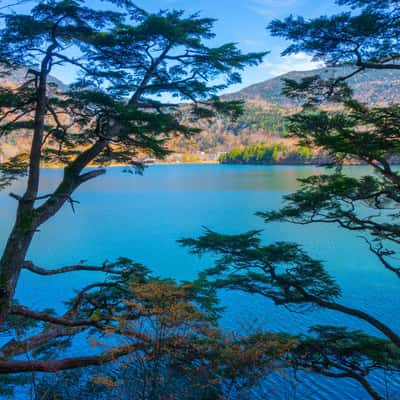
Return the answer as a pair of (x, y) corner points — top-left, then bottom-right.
(10, 305), (99, 328)
(0, 343), (146, 373)
(361, 238), (400, 279)
(22, 261), (130, 276)
(294, 285), (400, 348)
(0, 327), (83, 359)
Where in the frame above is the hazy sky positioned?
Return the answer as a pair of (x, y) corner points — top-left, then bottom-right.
(12, 0), (342, 92)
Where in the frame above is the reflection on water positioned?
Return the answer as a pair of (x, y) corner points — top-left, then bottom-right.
(1, 165), (399, 399)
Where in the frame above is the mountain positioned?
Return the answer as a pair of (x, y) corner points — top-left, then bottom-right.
(0, 67), (68, 92)
(167, 66), (400, 162)
(0, 67), (69, 163)
(1, 66), (400, 164)
(225, 66), (400, 106)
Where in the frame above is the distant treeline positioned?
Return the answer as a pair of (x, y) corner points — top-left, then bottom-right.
(219, 143), (314, 164)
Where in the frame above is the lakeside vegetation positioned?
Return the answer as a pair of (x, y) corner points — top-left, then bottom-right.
(219, 143), (313, 164)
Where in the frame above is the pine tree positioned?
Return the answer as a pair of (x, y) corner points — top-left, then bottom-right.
(0, 0), (265, 376)
(182, 1), (400, 398)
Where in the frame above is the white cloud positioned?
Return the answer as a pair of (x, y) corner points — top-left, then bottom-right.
(221, 52), (324, 95)
(261, 52), (324, 78)
(249, 0), (300, 17)
(242, 39), (265, 48)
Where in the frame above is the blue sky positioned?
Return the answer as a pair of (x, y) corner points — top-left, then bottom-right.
(10, 0), (341, 93)
(133, 0), (341, 93)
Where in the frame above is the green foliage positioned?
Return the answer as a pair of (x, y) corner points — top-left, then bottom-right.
(183, 1), (400, 398)
(268, 0), (400, 106)
(0, 2), (273, 396)
(0, 153), (29, 189)
(287, 101), (400, 166)
(3, 257), (289, 399)
(233, 105), (289, 136)
(268, 0), (400, 68)
(0, 0), (265, 187)
(32, 330), (289, 400)
(290, 326), (400, 385)
(180, 228), (341, 305)
(219, 143), (313, 164)
(258, 172), (400, 239)
(295, 326), (400, 371)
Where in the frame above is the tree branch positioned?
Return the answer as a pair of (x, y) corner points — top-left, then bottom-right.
(298, 288), (400, 348)
(22, 261), (130, 276)
(0, 343), (146, 373)
(0, 327), (83, 359)
(10, 305), (99, 328)
(129, 43), (173, 105)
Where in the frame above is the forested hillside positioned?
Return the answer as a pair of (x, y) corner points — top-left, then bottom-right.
(168, 66), (400, 162)
(227, 66), (400, 105)
(1, 66), (400, 163)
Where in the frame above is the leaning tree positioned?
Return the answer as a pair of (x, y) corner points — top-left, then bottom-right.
(182, 0), (400, 398)
(0, 0), (266, 380)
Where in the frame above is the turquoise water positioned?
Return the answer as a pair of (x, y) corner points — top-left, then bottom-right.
(1, 165), (399, 399)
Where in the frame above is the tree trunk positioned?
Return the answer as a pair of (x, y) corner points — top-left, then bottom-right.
(0, 50), (51, 327)
(0, 220), (35, 327)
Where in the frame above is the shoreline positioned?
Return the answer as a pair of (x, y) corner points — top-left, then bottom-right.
(37, 161), (382, 170)
(40, 160), (220, 169)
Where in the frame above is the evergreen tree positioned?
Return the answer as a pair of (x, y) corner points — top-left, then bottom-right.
(0, 0), (265, 378)
(182, 1), (400, 398)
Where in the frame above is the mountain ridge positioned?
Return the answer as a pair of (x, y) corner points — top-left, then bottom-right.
(1, 66), (399, 164)
(223, 66), (400, 106)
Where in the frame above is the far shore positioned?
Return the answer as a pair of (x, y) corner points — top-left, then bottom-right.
(40, 160), (220, 169)
(37, 160), (383, 170)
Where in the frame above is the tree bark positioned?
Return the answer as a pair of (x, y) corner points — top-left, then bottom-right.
(0, 51), (52, 326)
(0, 343), (145, 373)
(0, 36), (171, 330)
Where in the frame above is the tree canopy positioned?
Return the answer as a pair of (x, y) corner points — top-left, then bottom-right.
(0, 0), (268, 386)
(182, 0), (400, 398)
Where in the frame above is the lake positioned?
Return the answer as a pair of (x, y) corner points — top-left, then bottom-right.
(1, 164), (399, 399)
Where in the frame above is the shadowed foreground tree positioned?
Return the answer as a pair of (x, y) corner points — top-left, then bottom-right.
(269, 0), (400, 101)
(2, 263), (290, 398)
(182, 1), (400, 399)
(0, 0), (267, 380)
(30, 324), (290, 399)
(181, 231), (400, 399)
